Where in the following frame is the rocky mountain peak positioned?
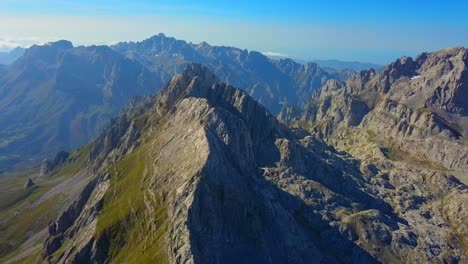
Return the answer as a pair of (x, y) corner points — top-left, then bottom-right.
(275, 59), (322, 75)
(383, 55), (418, 81)
(322, 79), (346, 91)
(158, 63), (219, 109)
(147, 33), (177, 43)
(179, 63), (217, 80)
(161, 63), (284, 126)
(196, 41), (211, 48)
(303, 62), (321, 71)
(19, 40), (74, 66)
(47, 40), (74, 50)
(27, 40), (73, 53)
(418, 47), (467, 73)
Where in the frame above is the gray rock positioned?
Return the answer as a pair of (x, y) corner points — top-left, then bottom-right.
(40, 151), (70, 176)
(24, 178), (35, 188)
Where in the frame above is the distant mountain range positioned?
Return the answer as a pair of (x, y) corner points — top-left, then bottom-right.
(0, 34), (352, 170)
(263, 54), (383, 72)
(111, 33), (352, 112)
(0, 40), (165, 170)
(312, 59), (383, 71)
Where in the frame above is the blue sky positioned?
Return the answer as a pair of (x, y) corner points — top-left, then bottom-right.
(0, 0), (467, 64)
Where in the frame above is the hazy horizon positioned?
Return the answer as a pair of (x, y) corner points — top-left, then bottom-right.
(1, 1), (468, 64)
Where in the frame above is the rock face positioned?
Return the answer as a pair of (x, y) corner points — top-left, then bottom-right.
(40, 151), (70, 176)
(284, 47), (468, 172)
(40, 64), (467, 263)
(24, 178), (35, 188)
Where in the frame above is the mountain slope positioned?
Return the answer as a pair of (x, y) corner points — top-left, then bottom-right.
(0, 47), (25, 65)
(0, 41), (166, 170)
(5, 64), (462, 263)
(313, 59), (383, 71)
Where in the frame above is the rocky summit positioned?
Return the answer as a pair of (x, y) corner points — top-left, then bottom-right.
(0, 63), (458, 263)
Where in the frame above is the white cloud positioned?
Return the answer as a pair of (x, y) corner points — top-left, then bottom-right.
(261, 51), (289, 58)
(0, 37), (22, 51)
(0, 35), (62, 51)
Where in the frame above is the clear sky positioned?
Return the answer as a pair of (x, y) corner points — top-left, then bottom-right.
(0, 0), (467, 64)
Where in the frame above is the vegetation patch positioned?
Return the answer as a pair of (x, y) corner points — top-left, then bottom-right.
(0, 193), (65, 259)
(96, 142), (169, 263)
(50, 144), (91, 178)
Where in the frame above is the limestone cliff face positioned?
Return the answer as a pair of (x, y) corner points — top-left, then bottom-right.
(286, 47), (468, 172)
(41, 64), (467, 263)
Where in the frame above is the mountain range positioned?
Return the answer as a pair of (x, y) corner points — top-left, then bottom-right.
(312, 59), (383, 72)
(0, 40), (165, 171)
(0, 61), (466, 263)
(111, 33), (353, 112)
(0, 35), (466, 264)
(0, 34), (351, 171)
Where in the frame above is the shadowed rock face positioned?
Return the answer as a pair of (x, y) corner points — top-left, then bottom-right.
(40, 151), (70, 176)
(40, 64), (467, 264)
(283, 47), (468, 172)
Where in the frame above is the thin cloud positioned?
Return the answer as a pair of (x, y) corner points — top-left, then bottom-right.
(0, 35), (62, 51)
(262, 51), (289, 58)
(0, 37), (22, 51)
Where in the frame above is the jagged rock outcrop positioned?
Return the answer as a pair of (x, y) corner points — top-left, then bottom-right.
(285, 47), (468, 172)
(40, 151), (70, 176)
(23, 178), (35, 188)
(40, 64), (467, 263)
